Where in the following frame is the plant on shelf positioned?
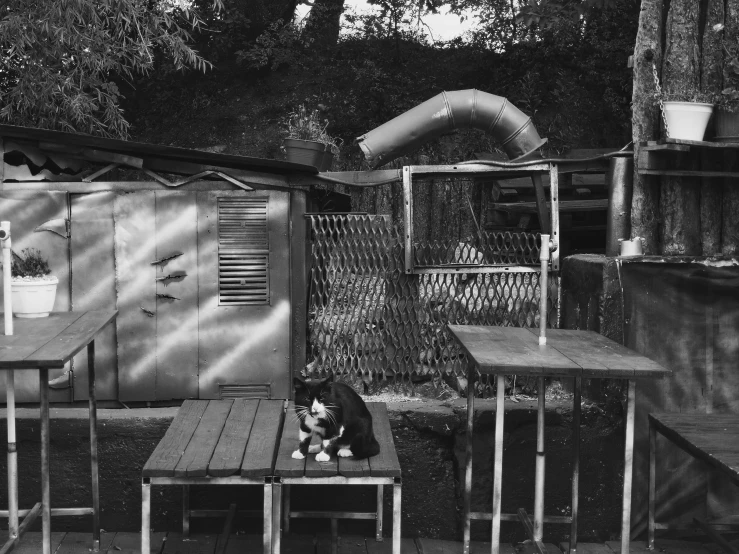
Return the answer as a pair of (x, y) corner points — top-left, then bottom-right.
(9, 248), (58, 318)
(282, 104), (340, 170)
(714, 38), (739, 141)
(653, 80), (714, 141)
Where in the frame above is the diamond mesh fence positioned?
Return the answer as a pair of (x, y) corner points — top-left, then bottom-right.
(307, 214), (559, 396)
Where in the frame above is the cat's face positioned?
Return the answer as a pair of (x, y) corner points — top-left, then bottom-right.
(294, 376), (333, 419)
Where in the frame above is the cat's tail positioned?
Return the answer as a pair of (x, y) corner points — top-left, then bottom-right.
(353, 436), (381, 460)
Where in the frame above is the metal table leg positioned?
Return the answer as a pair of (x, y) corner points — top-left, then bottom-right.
(463, 362), (474, 554)
(40, 368), (51, 554)
(620, 380), (636, 554)
(6, 369), (18, 544)
(534, 377), (546, 543)
(393, 478), (402, 554)
(141, 478), (151, 554)
(88, 341), (100, 551)
(376, 484), (384, 540)
(264, 477), (273, 554)
(569, 377), (581, 554)
(272, 478), (281, 554)
(491, 374), (505, 554)
(648, 417), (656, 549)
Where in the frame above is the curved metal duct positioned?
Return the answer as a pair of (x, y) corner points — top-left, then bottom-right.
(356, 89), (547, 167)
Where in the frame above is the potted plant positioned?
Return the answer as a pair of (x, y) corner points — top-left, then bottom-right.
(714, 40), (739, 141)
(10, 248), (58, 318)
(654, 87), (714, 141)
(282, 105), (340, 170)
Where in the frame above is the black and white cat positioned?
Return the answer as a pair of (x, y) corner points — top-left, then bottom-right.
(292, 375), (380, 462)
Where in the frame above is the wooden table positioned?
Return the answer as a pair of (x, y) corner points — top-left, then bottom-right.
(0, 310), (117, 554)
(447, 325), (670, 554)
(141, 399), (285, 554)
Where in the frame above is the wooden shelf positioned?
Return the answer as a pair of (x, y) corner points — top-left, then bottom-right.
(640, 138), (739, 151)
(491, 198), (608, 213)
(638, 169), (739, 178)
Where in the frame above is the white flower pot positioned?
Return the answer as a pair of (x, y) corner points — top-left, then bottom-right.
(11, 276), (59, 318)
(662, 101), (714, 141)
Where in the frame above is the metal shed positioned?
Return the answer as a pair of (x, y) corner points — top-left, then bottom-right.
(0, 125), (327, 403)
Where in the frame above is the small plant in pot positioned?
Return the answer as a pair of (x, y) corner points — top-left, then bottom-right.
(10, 248), (58, 318)
(654, 86), (714, 142)
(282, 105), (340, 170)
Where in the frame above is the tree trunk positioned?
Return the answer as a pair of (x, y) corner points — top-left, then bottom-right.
(630, 0), (664, 254)
(723, 0), (739, 256)
(700, 0), (725, 255)
(660, 0), (701, 255)
(302, 0), (345, 49)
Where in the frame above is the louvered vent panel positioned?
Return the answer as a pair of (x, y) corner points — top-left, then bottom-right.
(218, 198), (270, 305)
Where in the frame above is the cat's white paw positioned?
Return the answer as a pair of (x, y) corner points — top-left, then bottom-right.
(308, 444), (321, 454)
(337, 448), (353, 458)
(315, 451), (331, 462)
(291, 450), (305, 460)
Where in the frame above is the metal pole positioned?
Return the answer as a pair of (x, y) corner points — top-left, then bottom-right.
(569, 377), (581, 554)
(539, 234), (550, 345)
(0, 222), (17, 546)
(88, 342), (100, 552)
(393, 479), (402, 554)
(376, 485), (384, 541)
(648, 419), (656, 549)
(141, 479), (151, 554)
(40, 368), (51, 554)
(272, 479), (281, 554)
(463, 362), (475, 554)
(491, 374), (506, 554)
(183, 485), (190, 536)
(621, 380), (636, 554)
(533, 376), (546, 542)
(263, 479), (273, 554)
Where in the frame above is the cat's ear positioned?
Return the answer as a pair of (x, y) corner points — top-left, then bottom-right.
(294, 376), (307, 391)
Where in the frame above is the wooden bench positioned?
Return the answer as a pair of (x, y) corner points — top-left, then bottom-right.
(141, 399), (285, 554)
(648, 413), (739, 552)
(273, 402), (402, 554)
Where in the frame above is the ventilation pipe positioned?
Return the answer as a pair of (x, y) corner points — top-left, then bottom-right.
(357, 89), (547, 167)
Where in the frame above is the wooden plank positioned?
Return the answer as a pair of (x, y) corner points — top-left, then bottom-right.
(367, 403), (401, 478)
(490, 199), (608, 214)
(107, 531), (166, 554)
(174, 400), (233, 477)
(0, 312), (84, 367)
(24, 310), (117, 368)
(447, 325), (581, 376)
(333, 536), (368, 554)
(114, 191), (158, 401)
(650, 413), (739, 483)
(57, 531), (114, 553)
(559, 543), (613, 554)
(241, 399), (285, 477)
(7, 532), (65, 554)
(638, 169), (739, 178)
(143, 400), (208, 477)
(208, 398), (259, 477)
(70, 191), (118, 400)
(339, 449), (371, 477)
(367, 538), (420, 554)
(274, 401), (307, 477)
(223, 534), (263, 554)
(305, 444), (339, 477)
(155, 191), (199, 400)
(605, 540), (711, 553)
(162, 533), (218, 553)
(416, 538), (516, 554)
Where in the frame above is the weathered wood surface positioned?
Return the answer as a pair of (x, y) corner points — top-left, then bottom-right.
(274, 402), (307, 477)
(723, 0), (739, 256)
(416, 538), (517, 554)
(143, 399), (284, 478)
(0, 311), (116, 369)
(630, 0), (664, 253)
(490, 199), (607, 214)
(366, 403), (401, 478)
(650, 413), (739, 484)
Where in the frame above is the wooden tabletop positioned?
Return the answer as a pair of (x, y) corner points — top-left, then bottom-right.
(447, 325), (669, 379)
(275, 402), (401, 479)
(650, 413), (739, 485)
(143, 399), (285, 478)
(0, 310), (118, 369)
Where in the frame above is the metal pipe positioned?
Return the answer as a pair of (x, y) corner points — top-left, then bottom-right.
(2, 221), (12, 336)
(569, 377), (581, 554)
(621, 380), (636, 554)
(141, 479), (151, 554)
(605, 154), (634, 256)
(357, 89), (547, 168)
(376, 485), (384, 540)
(263, 482), (272, 554)
(272, 479), (281, 554)
(40, 368), (50, 554)
(88, 341), (100, 551)
(393, 479), (402, 554)
(183, 485), (190, 537)
(463, 361), (475, 554)
(491, 374), (505, 554)
(539, 235), (550, 345)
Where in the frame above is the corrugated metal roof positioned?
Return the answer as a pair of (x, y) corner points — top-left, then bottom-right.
(0, 124), (318, 176)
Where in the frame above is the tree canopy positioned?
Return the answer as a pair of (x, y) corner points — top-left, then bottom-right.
(0, 0), (222, 138)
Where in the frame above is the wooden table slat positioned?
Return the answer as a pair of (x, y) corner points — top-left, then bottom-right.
(241, 399), (285, 477)
(367, 403), (401, 478)
(208, 399), (260, 477)
(274, 402), (307, 477)
(339, 451), (371, 477)
(447, 325), (581, 376)
(305, 446), (339, 477)
(143, 400), (208, 477)
(174, 400), (233, 477)
(0, 312), (86, 366)
(17, 310), (118, 368)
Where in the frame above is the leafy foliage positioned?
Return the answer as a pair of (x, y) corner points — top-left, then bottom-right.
(11, 249), (51, 278)
(0, 0), (222, 137)
(237, 20), (304, 70)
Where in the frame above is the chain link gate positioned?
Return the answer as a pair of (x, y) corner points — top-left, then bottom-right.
(307, 214), (559, 396)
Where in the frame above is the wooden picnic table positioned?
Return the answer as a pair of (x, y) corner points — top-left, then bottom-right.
(447, 325), (670, 554)
(0, 310), (118, 554)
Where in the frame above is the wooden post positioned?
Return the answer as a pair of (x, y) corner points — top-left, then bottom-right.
(701, 0), (725, 255)
(660, 0), (702, 255)
(723, 0), (739, 256)
(631, 0), (664, 254)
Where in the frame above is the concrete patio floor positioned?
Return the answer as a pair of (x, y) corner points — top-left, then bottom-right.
(3, 532), (733, 554)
